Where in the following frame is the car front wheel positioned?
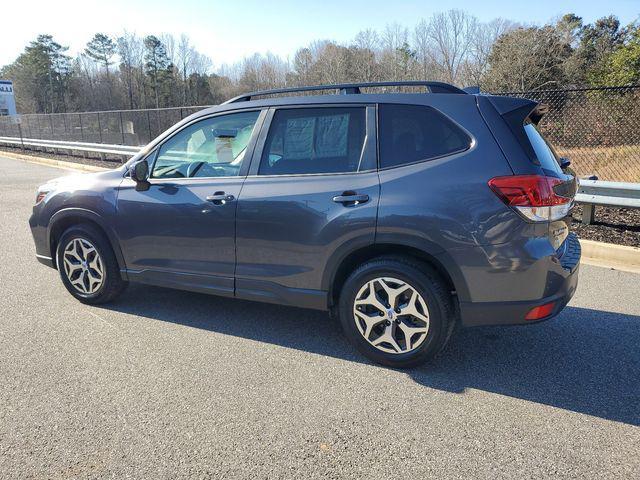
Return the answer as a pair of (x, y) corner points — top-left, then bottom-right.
(56, 224), (127, 304)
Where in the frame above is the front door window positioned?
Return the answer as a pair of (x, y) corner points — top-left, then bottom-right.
(151, 111), (260, 179)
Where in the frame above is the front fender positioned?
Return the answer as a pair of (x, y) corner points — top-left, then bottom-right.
(47, 207), (128, 277)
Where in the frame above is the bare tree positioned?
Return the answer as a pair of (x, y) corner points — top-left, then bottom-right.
(177, 34), (192, 105)
(353, 29), (380, 52)
(414, 19), (437, 80)
(160, 33), (177, 66)
(380, 23), (410, 80)
(314, 42), (351, 83)
(426, 9), (477, 84)
(189, 50), (212, 75)
(464, 18), (517, 86)
(292, 47), (314, 85)
(482, 24), (573, 91)
(117, 32), (145, 109)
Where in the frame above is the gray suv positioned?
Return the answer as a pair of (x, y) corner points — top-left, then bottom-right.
(29, 81), (580, 368)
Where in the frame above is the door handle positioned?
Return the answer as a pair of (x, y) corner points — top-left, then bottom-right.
(206, 192), (235, 205)
(332, 192), (370, 206)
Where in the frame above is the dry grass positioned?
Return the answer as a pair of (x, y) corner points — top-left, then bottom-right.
(556, 145), (640, 182)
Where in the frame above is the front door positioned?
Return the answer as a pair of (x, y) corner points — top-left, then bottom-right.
(116, 109), (263, 295)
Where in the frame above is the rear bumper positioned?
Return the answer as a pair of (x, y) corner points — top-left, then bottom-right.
(456, 233), (581, 327)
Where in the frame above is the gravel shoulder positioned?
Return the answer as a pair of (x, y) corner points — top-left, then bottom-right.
(571, 205), (640, 247)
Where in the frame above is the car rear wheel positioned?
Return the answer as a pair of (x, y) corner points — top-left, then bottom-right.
(56, 224), (127, 304)
(338, 256), (455, 368)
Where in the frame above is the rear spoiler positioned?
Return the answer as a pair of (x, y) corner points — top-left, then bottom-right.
(485, 96), (549, 166)
(486, 96), (547, 124)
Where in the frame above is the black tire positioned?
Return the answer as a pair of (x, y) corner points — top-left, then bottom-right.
(338, 255), (456, 368)
(55, 224), (127, 304)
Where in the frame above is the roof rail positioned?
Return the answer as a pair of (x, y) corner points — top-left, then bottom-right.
(223, 81), (466, 104)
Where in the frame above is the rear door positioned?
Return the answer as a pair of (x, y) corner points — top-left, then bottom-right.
(235, 105), (379, 308)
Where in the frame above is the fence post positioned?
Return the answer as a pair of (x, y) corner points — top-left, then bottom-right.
(97, 112), (103, 143)
(18, 121), (25, 152)
(582, 204), (596, 225)
(147, 111), (152, 144)
(119, 111), (125, 145)
(79, 113), (84, 142)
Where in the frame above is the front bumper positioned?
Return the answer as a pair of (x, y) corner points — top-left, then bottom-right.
(29, 209), (55, 269)
(457, 233), (581, 327)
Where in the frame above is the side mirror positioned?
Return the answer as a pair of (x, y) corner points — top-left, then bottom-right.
(130, 160), (150, 191)
(559, 157), (571, 170)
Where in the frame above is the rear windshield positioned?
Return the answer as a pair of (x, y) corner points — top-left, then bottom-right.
(524, 123), (562, 176)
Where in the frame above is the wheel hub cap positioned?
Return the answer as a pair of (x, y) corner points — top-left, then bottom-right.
(353, 277), (430, 354)
(62, 238), (104, 294)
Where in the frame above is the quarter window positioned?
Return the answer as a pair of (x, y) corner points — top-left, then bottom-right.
(151, 111), (260, 179)
(378, 104), (471, 169)
(524, 123), (563, 176)
(259, 107), (366, 175)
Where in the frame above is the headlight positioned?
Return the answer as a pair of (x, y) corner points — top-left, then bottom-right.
(35, 190), (49, 205)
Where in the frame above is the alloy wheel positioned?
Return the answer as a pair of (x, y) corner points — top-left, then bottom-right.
(353, 277), (430, 354)
(62, 238), (104, 295)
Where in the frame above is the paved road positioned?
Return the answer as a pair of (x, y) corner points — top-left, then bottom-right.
(0, 155), (639, 479)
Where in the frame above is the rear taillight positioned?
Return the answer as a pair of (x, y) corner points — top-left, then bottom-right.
(525, 301), (556, 321)
(488, 175), (572, 222)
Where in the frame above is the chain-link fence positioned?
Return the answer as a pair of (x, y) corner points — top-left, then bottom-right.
(0, 105), (211, 147)
(1, 85), (640, 181)
(494, 85), (640, 183)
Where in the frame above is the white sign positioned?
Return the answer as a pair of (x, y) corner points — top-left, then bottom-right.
(0, 80), (17, 116)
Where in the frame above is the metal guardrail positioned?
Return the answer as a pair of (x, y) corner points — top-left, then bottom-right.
(0, 136), (142, 157)
(575, 179), (640, 224)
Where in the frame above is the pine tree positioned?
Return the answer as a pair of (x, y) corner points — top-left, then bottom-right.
(143, 35), (172, 108)
(84, 34), (116, 76)
(22, 35), (71, 112)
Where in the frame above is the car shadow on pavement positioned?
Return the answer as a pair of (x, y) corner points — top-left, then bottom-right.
(414, 306), (640, 427)
(101, 285), (640, 426)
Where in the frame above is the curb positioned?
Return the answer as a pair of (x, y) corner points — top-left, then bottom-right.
(0, 150), (109, 172)
(580, 239), (640, 273)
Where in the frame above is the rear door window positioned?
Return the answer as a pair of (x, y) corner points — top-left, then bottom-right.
(258, 107), (366, 175)
(378, 104), (471, 169)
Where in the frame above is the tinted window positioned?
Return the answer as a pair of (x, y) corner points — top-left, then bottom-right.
(524, 123), (562, 176)
(151, 111), (260, 179)
(259, 107), (366, 175)
(378, 104), (471, 169)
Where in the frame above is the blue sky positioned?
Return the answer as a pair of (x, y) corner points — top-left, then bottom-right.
(2, 0), (639, 68)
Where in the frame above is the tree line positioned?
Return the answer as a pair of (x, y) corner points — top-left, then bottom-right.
(1, 10), (638, 114)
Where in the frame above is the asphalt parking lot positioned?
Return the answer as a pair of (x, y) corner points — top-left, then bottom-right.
(0, 155), (639, 479)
